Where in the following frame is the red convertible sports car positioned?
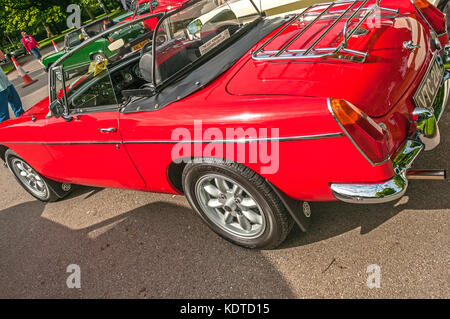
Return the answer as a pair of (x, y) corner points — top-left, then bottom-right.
(0, 0), (448, 249)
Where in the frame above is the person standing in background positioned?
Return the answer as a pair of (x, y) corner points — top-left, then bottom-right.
(0, 49), (24, 123)
(20, 32), (43, 66)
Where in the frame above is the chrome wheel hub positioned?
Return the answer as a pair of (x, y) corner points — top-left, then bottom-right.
(195, 174), (266, 239)
(94, 54), (105, 63)
(11, 158), (48, 198)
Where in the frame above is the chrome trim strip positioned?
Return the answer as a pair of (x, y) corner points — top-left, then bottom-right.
(0, 133), (345, 146)
(0, 142), (121, 145)
(124, 133), (345, 145)
(326, 98), (390, 167)
(331, 139), (424, 204)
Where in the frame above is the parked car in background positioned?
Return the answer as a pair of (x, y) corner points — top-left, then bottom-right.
(42, 17), (149, 71)
(121, 0), (188, 30)
(0, 0), (448, 249)
(10, 47), (27, 59)
(113, 0), (139, 23)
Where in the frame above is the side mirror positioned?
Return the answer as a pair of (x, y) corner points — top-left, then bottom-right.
(49, 99), (73, 122)
(49, 99), (65, 118)
(108, 38), (125, 52)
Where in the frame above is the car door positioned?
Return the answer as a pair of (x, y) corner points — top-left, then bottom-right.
(44, 65), (146, 190)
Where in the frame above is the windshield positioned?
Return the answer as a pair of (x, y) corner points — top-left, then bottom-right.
(51, 17), (155, 104)
(153, 0), (260, 85)
(65, 31), (86, 49)
(49, 0), (261, 107)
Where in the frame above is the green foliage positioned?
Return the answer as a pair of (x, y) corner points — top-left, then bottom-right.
(5, 6), (65, 34)
(0, 0), (122, 49)
(1, 64), (14, 75)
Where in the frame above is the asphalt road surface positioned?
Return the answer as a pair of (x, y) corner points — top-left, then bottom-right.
(0, 34), (449, 300)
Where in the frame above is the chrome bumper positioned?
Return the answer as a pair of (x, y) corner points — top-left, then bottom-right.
(331, 68), (449, 204)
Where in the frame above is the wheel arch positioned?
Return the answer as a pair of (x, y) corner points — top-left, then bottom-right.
(167, 161), (186, 194)
(166, 156), (310, 232)
(0, 144), (8, 162)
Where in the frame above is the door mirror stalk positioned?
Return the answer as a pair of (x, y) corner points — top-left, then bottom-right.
(49, 99), (73, 122)
(62, 114), (74, 122)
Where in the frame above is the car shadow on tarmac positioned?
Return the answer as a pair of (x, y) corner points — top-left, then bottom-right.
(0, 199), (296, 298)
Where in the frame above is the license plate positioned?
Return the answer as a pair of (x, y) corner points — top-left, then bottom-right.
(413, 55), (444, 110)
(132, 39), (150, 51)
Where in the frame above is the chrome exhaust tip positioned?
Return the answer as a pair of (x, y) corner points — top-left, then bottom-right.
(406, 169), (447, 180)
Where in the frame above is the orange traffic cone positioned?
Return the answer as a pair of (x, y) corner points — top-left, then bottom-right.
(10, 56), (24, 77)
(52, 40), (59, 52)
(11, 57), (38, 87)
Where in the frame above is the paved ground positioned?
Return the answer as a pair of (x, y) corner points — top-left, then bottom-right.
(4, 45), (56, 116)
(0, 27), (449, 300)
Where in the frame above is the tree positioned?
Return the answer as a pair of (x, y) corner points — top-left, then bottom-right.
(5, 6), (64, 38)
(80, 0), (99, 20)
(98, 0), (111, 15)
(0, 0), (121, 48)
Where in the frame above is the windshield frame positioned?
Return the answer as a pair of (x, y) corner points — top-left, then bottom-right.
(150, 0), (262, 88)
(47, 0), (262, 114)
(48, 12), (165, 106)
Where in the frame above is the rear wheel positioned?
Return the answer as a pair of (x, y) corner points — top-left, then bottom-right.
(5, 149), (66, 202)
(182, 158), (293, 249)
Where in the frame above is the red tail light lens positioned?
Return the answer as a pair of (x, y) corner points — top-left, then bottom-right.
(329, 99), (389, 165)
(413, 0), (447, 35)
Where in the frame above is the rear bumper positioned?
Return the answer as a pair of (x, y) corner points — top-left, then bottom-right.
(330, 63), (449, 204)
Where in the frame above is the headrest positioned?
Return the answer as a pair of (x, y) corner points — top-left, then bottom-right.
(139, 49), (154, 83)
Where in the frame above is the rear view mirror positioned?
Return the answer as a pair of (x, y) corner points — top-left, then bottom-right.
(108, 38), (125, 52)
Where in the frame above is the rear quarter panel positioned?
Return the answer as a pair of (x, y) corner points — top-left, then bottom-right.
(120, 91), (394, 201)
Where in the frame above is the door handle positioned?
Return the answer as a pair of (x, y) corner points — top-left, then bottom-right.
(98, 127), (117, 133)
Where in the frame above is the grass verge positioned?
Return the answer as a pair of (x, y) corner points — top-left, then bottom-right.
(1, 64), (14, 75)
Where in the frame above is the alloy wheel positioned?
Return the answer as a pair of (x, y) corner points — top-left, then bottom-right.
(195, 174), (266, 239)
(10, 158), (49, 199)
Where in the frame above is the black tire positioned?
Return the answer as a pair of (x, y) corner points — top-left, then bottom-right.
(5, 149), (63, 202)
(182, 158), (294, 249)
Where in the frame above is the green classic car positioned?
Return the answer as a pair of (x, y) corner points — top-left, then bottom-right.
(43, 19), (148, 72)
(113, 0), (138, 23)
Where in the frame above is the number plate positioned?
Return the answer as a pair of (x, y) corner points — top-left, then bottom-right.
(413, 55), (444, 110)
(132, 39), (150, 51)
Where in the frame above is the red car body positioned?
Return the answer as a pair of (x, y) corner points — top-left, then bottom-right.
(0, 1), (447, 207)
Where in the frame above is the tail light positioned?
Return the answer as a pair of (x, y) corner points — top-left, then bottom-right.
(329, 99), (389, 165)
(413, 0), (447, 35)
